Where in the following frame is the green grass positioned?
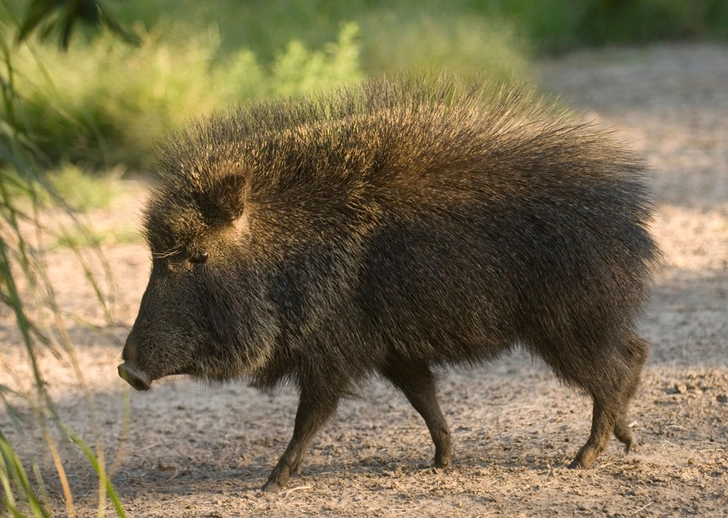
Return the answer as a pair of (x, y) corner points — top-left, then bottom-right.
(54, 225), (141, 249)
(1, 163), (127, 212)
(48, 164), (122, 211)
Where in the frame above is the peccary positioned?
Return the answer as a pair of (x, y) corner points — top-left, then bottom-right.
(118, 75), (660, 491)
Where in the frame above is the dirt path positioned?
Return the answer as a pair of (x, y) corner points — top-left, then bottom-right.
(1, 43), (727, 517)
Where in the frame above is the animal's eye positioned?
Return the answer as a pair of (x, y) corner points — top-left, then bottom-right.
(189, 252), (209, 264)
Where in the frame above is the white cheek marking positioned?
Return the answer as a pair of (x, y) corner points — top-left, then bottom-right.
(234, 209), (251, 235)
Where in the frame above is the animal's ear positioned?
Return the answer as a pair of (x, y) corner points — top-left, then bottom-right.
(207, 174), (247, 222)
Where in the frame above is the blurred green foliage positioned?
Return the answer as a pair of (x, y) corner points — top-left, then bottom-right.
(1, 4), (124, 514)
(4, 0), (725, 173)
(16, 0), (140, 49)
(98, 0), (728, 61)
(0, 0), (529, 172)
(5, 20), (363, 170)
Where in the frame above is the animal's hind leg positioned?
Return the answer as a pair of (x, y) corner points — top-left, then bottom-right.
(569, 393), (621, 469)
(612, 333), (649, 454)
(379, 358), (452, 468)
(568, 333), (649, 469)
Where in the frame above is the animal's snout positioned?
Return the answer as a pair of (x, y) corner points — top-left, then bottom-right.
(118, 362), (151, 391)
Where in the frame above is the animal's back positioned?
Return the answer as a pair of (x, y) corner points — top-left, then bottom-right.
(156, 77), (658, 363)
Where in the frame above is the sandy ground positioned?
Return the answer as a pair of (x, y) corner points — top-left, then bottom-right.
(1, 43), (727, 517)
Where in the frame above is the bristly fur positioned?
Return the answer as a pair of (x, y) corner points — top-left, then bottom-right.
(147, 75), (652, 257)
(124, 73), (661, 490)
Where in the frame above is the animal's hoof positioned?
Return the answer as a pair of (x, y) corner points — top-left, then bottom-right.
(261, 479), (282, 492)
(568, 459), (586, 469)
(434, 456), (451, 469)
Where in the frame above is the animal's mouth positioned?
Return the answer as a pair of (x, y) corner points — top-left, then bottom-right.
(118, 362), (152, 391)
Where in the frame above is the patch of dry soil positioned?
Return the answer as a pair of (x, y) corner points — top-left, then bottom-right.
(1, 43), (726, 517)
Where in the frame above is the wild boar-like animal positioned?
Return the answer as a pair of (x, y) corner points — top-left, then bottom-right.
(119, 75), (660, 491)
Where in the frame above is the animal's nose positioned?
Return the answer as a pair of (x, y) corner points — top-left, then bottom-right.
(118, 362), (151, 391)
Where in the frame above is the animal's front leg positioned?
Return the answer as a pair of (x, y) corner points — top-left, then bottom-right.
(262, 383), (341, 491)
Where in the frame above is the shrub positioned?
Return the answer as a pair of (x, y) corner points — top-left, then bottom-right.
(5, 21), (364, 170)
